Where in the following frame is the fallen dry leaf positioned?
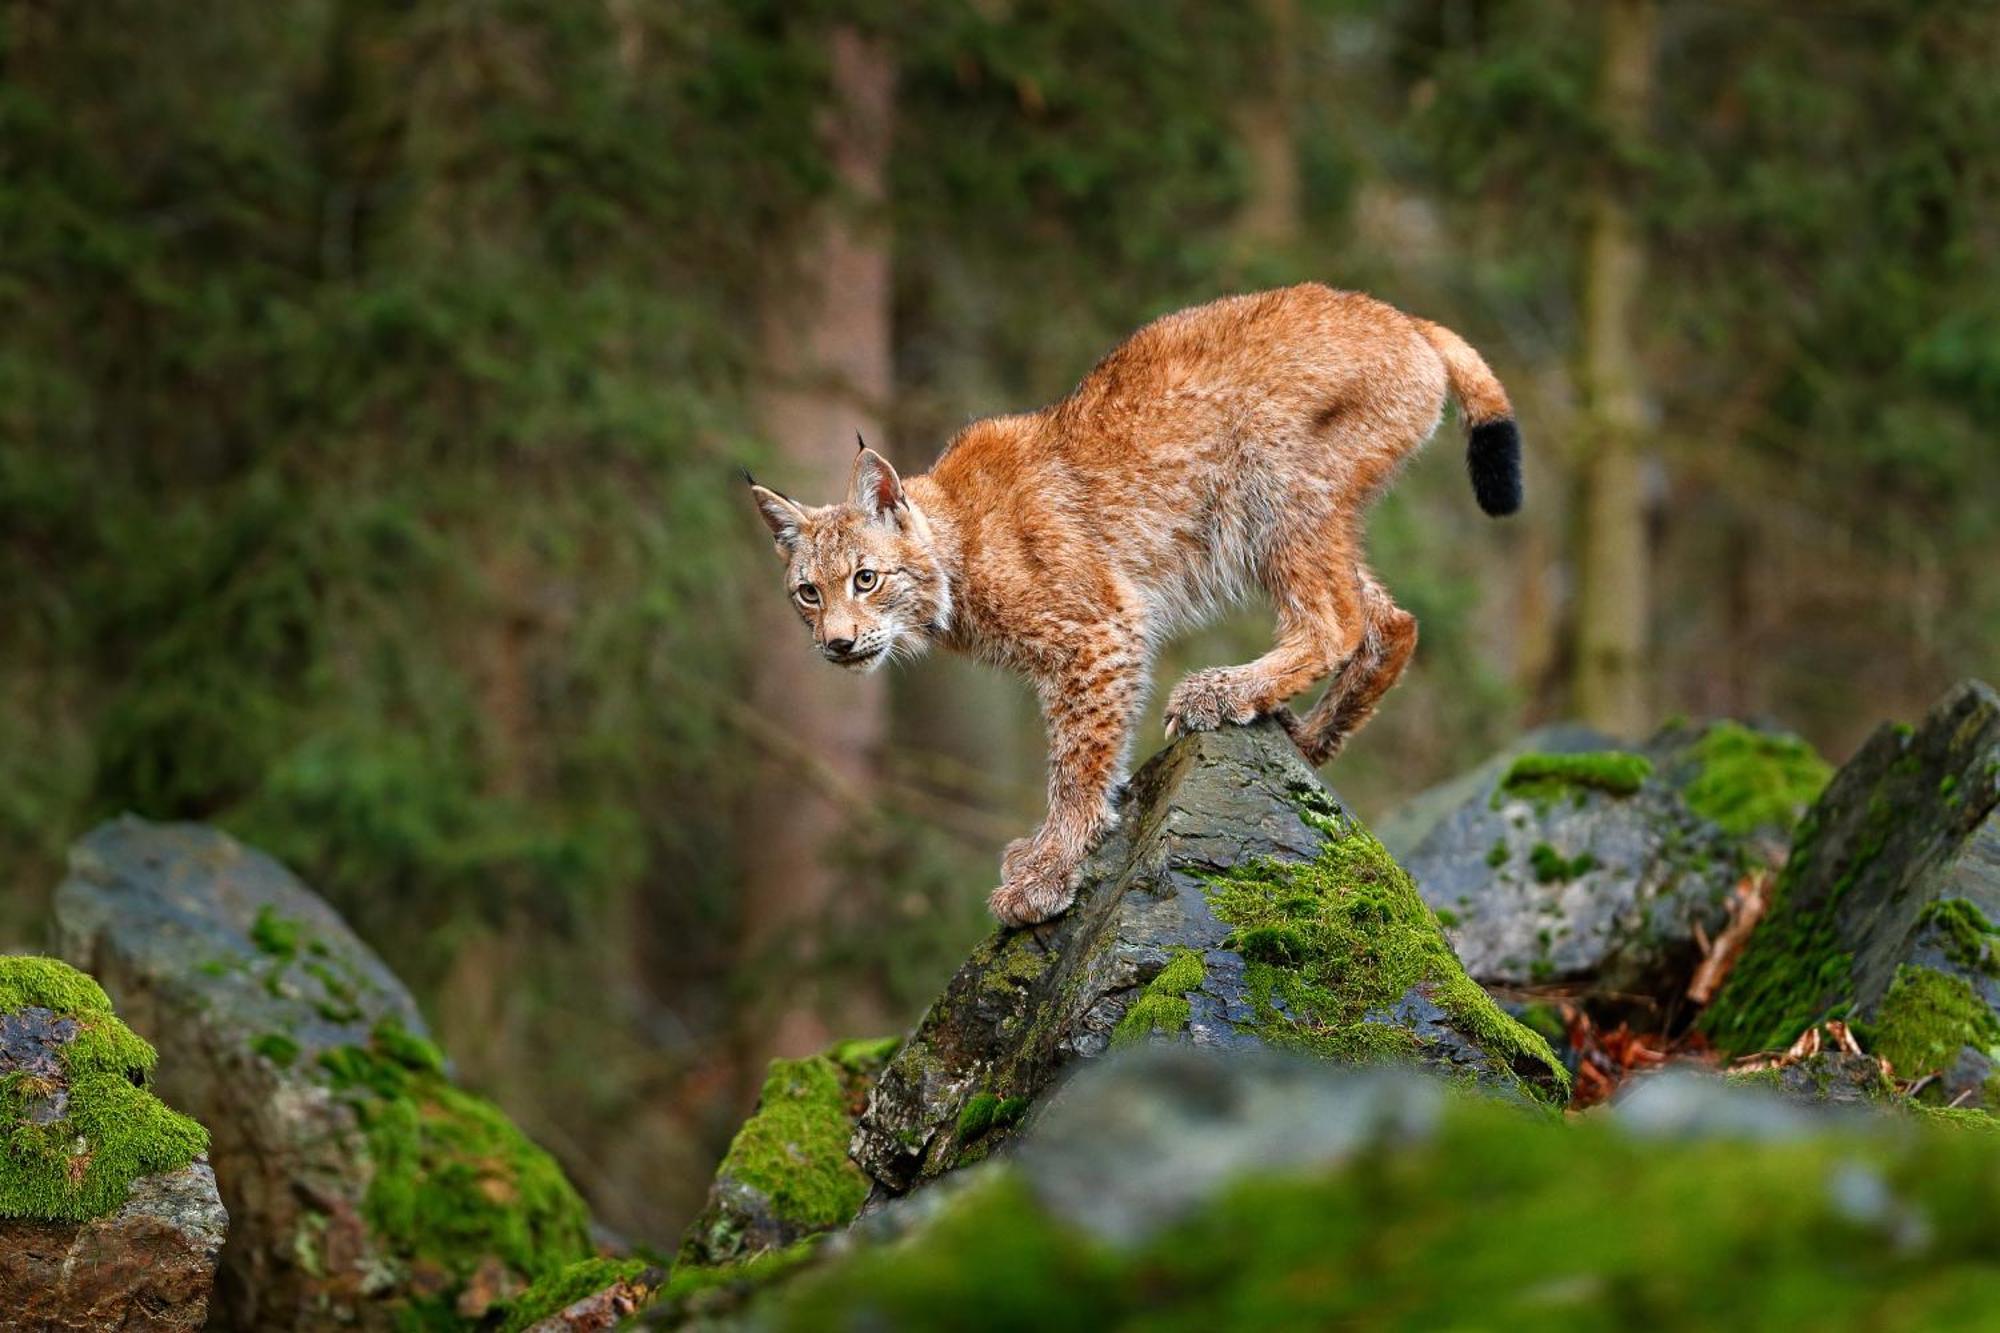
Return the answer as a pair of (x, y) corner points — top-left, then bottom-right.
(1687, 869), (1774, 1005)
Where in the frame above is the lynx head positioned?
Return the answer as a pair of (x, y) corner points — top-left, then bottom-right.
(747, 444), (951, 672)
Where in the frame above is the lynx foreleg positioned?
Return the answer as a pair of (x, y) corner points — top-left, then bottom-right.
(990, 643), (1145, 928)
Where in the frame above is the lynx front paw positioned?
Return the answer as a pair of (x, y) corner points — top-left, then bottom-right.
(1163, 667), (1259, 740)
(988, 837), (1077, 928)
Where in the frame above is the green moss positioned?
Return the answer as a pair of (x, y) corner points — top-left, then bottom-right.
(1680, 722), (1832, 837)
(1700, 802), (1873, 1056)
(956, 1090), (1032, 1144)
(1198, 811), (1567, 1101)
(499, 1256), (657, 1333)
(1111, 948), (1206, 1048)
(828, 1035), (900, 1071)
(251, 1032), (301, 1068)
(755, 1085), (2000, 1329)
(1861, 964), (2000, 1086)
(1484, 841), (1509, 869)
(709, 1051), (872, 1233)
(1433, 907), (1460, 928)
(1499, 751), (1652, 805)
(315, 1019), (591, 1301)
(663, 1235), (825, 1307)
(249, 904), (303, 959)
(1528, 843), (1596, 884)
(0, 956), (209, 1222)
(1917, 899), (2000, 974)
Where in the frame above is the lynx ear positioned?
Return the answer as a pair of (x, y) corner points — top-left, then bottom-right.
(851, 443), (907, 523)
(746, 478), (806, 554)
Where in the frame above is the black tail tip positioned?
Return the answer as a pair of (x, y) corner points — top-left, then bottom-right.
(1468, 419), (1522, 517)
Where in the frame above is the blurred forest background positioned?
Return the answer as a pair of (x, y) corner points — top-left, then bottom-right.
(2, 0), (1995, 1247)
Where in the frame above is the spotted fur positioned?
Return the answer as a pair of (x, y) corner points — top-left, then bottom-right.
(749, 283), (1519, 926)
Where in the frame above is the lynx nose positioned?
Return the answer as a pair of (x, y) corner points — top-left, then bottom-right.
(825, 637), (856, 657)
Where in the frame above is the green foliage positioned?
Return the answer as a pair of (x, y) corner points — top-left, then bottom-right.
(315, 1020), (592, 1304)
(754, 1084), (2000, 1329)
(1199, 799), (1566, 1101)
(1679, 723), (1832, 837)
(1501, 752), (1654, 803)
(0, 956), (208, 1222)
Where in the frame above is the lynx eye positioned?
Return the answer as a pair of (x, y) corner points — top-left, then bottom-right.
(853, 569), (879, 592)
(796, 583), (820, 606)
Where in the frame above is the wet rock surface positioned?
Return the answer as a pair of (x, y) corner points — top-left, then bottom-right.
(0, 1159), (228, 1333)
(1702, 681), (2000, 1106)
(850, 719), (1564, 1201)
(1402, 720), (1825, 997)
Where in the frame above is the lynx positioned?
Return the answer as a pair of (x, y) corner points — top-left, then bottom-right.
(747, 283), (1521, 926)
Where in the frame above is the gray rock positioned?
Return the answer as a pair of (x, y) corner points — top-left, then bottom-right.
(849, 719), (1564, 1201)
(0, 1160), (228, 1332)
(1401, 720), (1823, 997)
(1702, 680), (2000, 1107)
(52, 816), (592, 1329)
(1374, 723), (1617, 859)
(1015, 1045), (1443, 1245)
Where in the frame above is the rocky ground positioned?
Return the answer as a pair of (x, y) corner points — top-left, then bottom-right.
(2, 679), (1996, 1329)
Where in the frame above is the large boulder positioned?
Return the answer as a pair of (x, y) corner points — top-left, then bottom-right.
(53, 817), (595, 1329)
(1400, 719), (1828, 997)
(723, 1047), (2000, 1330)
(1702, 681), (2000, 1104)
(850, 718), (1565, 1201)
(0, 955), (222, 1330)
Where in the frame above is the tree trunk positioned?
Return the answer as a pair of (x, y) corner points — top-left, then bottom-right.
(1232, 0), (1302, 259)
(740, 26), (896, 1066)
(1572, 0), (1656, 738)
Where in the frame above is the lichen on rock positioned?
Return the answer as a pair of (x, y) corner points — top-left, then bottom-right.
(0, 956), (208, 1224)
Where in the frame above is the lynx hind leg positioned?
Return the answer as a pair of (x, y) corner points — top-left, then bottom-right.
(1164, 535), (1366, 740)
(1288, 573), (1417, 767)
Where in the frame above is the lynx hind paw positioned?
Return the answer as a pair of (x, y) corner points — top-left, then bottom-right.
(1164, 668), (1258, 740)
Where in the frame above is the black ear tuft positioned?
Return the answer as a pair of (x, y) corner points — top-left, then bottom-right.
(1467, 419), (1523, 517)
(855, 431), (867, 453)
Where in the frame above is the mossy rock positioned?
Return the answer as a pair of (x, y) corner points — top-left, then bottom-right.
(1702, 681), (2000, 1108)
(851, 719), (1564, 1201)
(0, 956), (208, 1223)
(677, 1036), (899, 1270)
(1398, 718), (1829, 997)
(52, 817), (593, 1329)
(733, 1049), (2000, 1330)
